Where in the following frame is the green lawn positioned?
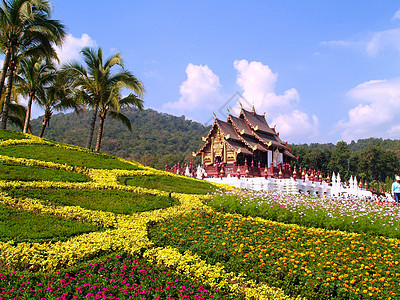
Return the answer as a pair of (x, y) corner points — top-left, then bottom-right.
(0, 144), (141, 170)
(0, 204), (100, 243)
(5, 188), (178, 215)
(0, 163), (90, 182)
(119, 175), (219, 194)
(0, 130), (27, 141)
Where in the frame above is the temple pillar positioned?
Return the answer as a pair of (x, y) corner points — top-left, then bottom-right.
(210, 137), (214, 164)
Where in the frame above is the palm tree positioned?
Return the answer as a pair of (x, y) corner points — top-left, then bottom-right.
(0, 0), (66, 129)
(14, 56), (55, 133)
(95, 84), (144, 151)
(0, 88), (29, 131)
(63, 47), (145, 150)
(36, 71), (82, 137)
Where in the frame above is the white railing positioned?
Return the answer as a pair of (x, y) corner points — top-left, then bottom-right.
(197, 168), (374, 199)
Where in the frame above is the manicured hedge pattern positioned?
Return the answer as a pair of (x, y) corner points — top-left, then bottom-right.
(120, 174), (218, 195)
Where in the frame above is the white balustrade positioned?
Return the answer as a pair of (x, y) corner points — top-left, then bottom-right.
(200, 169), (373, 199)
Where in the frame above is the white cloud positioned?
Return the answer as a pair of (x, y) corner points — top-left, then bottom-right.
(55, 33), (97, 64)
(366, 28), (400, 56)
(319, 40), (361, 48)
(162, 60), (319, 142)
(336, 77), (400, 141)
(162, 63), (223, 113)
(271, 111), (320, 142)
(392, 9), (400, 21)
(321, 10), (400, 57)
(232, 59), (319, 142)
(233, 59), (299, 113)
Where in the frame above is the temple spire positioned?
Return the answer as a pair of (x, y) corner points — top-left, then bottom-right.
(251, 103), (256, 114)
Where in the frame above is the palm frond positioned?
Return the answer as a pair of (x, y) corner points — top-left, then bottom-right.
(109, 110), (132, 132)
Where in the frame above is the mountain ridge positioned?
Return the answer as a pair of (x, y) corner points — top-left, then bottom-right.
(28, 108), (400, 172)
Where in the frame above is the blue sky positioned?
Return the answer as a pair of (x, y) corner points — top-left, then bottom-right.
(33, 1), (400, 144)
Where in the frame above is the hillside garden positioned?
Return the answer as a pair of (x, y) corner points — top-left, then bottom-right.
(0, 130), (399, 299)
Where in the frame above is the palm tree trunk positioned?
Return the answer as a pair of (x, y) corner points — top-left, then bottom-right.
(86, 99), (99, 149)
(0, 48), (12, 99)
(95, 114), (106, 152)
(1, 59), (16, 129)
(39, 116), (47, 138)
(39, 110), (51, 138)
(23, 93), (34, 133)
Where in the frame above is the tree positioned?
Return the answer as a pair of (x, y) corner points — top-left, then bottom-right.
(36, 70), (82, 137)
(303, 148), (324, 170)
(14, 56), (55, 132)
(95, 85), (144, 151)
(0, 91), (27, 131)
(0, 0), (65, 129)
(63, 47), (145, 150)
(327, 141), (352, 180)
(358, 144), (400, 182)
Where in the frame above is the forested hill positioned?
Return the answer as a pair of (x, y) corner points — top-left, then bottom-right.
(294, 138), (400, 153)
(29, 107), (400, 182)
(29, 108), (210, 170)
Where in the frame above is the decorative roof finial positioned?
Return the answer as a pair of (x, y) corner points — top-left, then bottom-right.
(239, 102), (243, 109)
(227, 107), (231, 114)
(251, 103), (256, 114)
(213, 112), (217, 119)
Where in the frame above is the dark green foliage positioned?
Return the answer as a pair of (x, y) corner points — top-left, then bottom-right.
(0, 204), (100, 243)
(29, 108), (209, 169)
(291, 140), (400, 184)
(0, 163), (90, 182)
(0, 144), (140, 170)
(327, 142), (353, 179)
(5, 188), (178, 215)
(119, 175), (219, 195)
(357, 144), (400, 182)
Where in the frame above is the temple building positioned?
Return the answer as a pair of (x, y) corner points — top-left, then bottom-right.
(194, 105), (296, 177)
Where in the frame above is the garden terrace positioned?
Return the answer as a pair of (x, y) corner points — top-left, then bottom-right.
(118, 174), (220, 194)
(0, 162), (90, 182)
(4, 187), (178, 215)
(2, 129), (400, 299)
(0, 144), (142, 170)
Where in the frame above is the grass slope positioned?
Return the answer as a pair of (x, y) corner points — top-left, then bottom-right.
(0, 204), (100, 243)
(119, 174), (218, 195)
(0, 144), (141, 170)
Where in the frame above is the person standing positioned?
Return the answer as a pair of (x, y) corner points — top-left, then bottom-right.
(391, 176), (400, 205)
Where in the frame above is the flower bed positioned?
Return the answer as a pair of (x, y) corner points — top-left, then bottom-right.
(149, 210), (400, 299)
(0, 253), (240, 299)
(207, 189), (400, 238)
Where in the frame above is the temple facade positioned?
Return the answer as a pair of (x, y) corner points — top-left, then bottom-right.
(194, 106), (296, 177)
